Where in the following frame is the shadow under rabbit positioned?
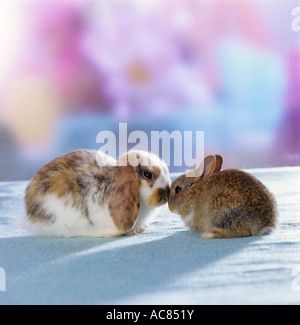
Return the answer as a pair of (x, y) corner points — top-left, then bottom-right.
(0, 230), (260, 304)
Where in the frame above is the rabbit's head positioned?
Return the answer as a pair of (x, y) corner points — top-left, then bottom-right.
(119, 150), (171, 207)
(168, 155), (223, 214)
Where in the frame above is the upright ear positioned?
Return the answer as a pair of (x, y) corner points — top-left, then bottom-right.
(185, 154), (223, 180)
(108, 166), (140, 233)
(202, 155), (223, 178)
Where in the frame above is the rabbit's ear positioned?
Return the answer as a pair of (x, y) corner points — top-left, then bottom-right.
(108, 166), (140, 232)
(202, 155), (223, 178)
(186, 154), (223, 179)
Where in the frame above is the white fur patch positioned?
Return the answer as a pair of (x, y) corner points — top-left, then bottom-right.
(26, 194), (121, 237)
(183, 212), (194, 227)
(131, 200), (157, 233)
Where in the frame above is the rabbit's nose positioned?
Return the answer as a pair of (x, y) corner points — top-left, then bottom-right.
(165, 186), (170, 202)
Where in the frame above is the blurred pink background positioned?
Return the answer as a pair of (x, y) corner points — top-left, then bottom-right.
(0, 0), (299, 180)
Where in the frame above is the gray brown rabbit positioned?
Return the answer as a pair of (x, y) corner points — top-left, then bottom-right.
(168, 155), (278, 238)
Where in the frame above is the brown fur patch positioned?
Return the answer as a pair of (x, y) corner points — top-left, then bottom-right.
(148, 186), (170, 206)
(108, 166), (140, 232)
(25, 149), (111, 224)
(152, 166), (161, 177)
(25, 190), (55, 224)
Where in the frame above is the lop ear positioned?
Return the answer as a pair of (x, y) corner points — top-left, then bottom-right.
(202, 155), (223, 178)
(108, 166), (140, 233)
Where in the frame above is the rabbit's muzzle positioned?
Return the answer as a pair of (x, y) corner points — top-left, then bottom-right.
(148, 186), (170, 206)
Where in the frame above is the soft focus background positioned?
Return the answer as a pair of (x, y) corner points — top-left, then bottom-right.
(0, 0), (299, 180)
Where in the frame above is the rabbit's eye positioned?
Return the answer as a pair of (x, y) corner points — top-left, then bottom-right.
(175, 186), (182, 194)
(143, 170), (153, 180)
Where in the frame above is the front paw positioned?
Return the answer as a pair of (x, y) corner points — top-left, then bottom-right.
(201, 232), (216, 239)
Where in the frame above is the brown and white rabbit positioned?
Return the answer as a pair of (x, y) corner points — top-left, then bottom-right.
(168, 155), (278, 238)
(25, 149), (171, 237)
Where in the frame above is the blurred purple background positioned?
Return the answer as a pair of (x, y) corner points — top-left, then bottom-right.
(0, 0), (299, 180)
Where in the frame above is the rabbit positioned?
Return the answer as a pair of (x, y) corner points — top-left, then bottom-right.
(24, 149), (171, 237)
(168, 155), (278, 239)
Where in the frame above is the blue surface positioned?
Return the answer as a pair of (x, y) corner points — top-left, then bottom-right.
(0, 168), (300, 305)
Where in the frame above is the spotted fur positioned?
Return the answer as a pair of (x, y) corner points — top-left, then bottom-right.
(24, 149), (171, 237)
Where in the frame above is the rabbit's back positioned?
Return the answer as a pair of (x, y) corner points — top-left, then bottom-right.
(192, 169), (278, 236)
(25, 150), (122, 237)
